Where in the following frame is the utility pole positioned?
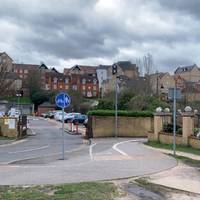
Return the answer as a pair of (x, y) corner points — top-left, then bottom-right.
(112, 63), (118, 138)
(115, 77), (118, 137)
(173, 86), (176, 156)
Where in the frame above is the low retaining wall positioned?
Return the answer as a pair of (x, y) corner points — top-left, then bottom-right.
(159, 132), (183, 145)
(189, 136), (200, 149)
(148, 132), (200, 149)
(91, 116), (153, 138)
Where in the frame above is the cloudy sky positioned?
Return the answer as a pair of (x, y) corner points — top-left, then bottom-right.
(1, 0), (200, 73)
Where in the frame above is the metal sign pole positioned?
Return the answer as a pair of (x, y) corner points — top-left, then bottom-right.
(115, 77), (118, 137)
(55, 92), (71, 160)
(61, 107), (65, 160)
(173, 87), (176, 156)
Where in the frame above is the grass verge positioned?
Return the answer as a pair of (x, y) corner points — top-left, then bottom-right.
(145, 141), (200, 155)
(0, 182), (118, 200)
(168, 154), (200, 167)
(0, 136), (15, 140)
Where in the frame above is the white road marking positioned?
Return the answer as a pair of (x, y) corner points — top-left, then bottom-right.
(0, 139), (27, 147)
(5, 145), (86, 165)
(8, 145), (49, 154)
(112, 139), (141, 156)
(89, 143), (97, 160)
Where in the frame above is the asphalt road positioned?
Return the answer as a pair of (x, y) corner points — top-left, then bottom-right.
(0, 117), (177, 185)
(0, 117), (83, 164)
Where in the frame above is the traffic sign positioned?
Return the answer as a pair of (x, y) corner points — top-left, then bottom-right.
(168, 88), (182, 100)
(55, 92), (71, 109)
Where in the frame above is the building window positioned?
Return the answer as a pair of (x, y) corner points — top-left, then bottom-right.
(93, 86), (96, 90)
(65, 78), (69, 84)
(93, 91), (97, 96)
(53, 77), (57, 83)
(65, 85), (69, 90)
(72, 85), (77, 90)
(19, 74), (23, 78)
(53, 84), (57, 89)
(24, 69), (28, 74)
(20, 69), (23, 73)
(82, 85), (86, 90)
(46, 84), (49, 90)
(93, 79), (97, 85)
(82, 79), (86, 84)
(59, 85), (63, 89)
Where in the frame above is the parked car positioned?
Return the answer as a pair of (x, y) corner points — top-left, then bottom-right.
(64, 113), (81, 123)
(8, 109), (21, 118)
(41, 112), (49, 118)
(71, 114), (87, 124)
(47, 111), (56, 119)
(54, 111), (66, 121)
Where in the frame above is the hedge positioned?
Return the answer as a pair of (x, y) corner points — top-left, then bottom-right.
(87, 110), (153, 117)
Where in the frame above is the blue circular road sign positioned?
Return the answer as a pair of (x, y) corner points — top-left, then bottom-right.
(55, 92), (71, 108)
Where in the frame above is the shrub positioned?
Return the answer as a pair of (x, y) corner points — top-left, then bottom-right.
(87, 110), (153, 117)
(128, 95), (169, 112)
(163, 123), (182, 134)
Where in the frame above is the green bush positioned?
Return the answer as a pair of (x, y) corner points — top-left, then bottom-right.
(95, 99), (114, 110)
(163, 123), (182, 134)
(87, 110), (153, 117)
(128, 95), (169, 112)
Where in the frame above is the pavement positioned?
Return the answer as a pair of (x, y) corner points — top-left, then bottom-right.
(141, 145), (200, 195)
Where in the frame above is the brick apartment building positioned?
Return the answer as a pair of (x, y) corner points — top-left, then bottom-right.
(64, 65), (99, 98)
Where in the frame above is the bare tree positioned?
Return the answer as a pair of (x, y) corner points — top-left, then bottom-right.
(143, 53), (154, 75)
(0, 62), (16, 98)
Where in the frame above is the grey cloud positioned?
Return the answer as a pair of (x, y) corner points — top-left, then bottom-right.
(0, 0), (200, 72)
(158, 0), (200, 20)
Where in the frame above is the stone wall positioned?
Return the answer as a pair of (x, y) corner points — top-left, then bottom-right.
(189, 136), (200, 149)
(91, 116), (153, 138)
(159, 132), (183, 145)
(149, 110), (200, 149)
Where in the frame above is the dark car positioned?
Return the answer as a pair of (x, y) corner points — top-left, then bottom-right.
(72, 114), (87, 124)
(48, 111), (56, 119)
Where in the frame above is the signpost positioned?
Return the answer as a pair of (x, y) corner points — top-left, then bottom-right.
(168, 88), (182, 156)
(55, 92), (71, 160)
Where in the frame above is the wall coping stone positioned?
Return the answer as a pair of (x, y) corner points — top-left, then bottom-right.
(182, 112), (194, 117)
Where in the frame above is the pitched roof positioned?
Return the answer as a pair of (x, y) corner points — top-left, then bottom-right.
(13, 63), (39, 70)
(174, 64), (199, 74)
(38, 102), (55, 107)
(74, 65), (97, 73)
(97, 65), (111, 70)
(0, 52), (13, 61)
(51, 67), (59, 73)
(39, 63), (48, 69)
(116, 61), (137, 69)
